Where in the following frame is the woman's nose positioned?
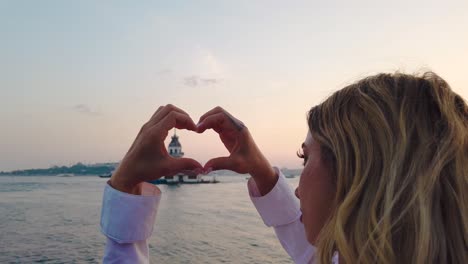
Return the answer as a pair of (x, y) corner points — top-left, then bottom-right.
(295, 188), (300, 199)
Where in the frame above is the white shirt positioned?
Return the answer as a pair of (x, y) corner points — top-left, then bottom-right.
(100, 168), (337, 263)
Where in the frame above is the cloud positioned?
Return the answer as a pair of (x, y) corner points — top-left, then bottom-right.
(183, 76), (221, 87)
(200, 78), (220, 85)
(184, 76), (199, 87)
(156, 68), (172, 75)
(73, 104), (101, 116)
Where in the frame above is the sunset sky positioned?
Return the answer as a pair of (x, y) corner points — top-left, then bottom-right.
(1, 0), (467, 171)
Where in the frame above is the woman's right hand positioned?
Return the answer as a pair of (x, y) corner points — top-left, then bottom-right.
(197, 107), (277, 195)
(110, 104), (203, 194)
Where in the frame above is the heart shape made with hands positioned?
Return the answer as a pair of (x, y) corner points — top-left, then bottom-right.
(111, 105), (273, 194)
(165, 109), (249, 176)
(147, 105), (256, 179)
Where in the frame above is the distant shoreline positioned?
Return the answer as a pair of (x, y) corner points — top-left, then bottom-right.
(0, 162), (117, 177)
(0, 163), (302, 177)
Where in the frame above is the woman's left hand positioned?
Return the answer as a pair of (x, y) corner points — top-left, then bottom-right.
(110, 104), (203, 194)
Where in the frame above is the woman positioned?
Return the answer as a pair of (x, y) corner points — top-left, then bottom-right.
(101, 72), (468, 263)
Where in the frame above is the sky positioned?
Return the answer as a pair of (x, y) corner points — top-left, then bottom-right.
(1, 0), (467, 171)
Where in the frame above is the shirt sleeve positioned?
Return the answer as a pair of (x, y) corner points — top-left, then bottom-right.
(100, 181), (161, 264)
(248, 168), (317, 264)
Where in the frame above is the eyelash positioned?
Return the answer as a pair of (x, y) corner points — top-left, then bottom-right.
(297, 150), (308, 166)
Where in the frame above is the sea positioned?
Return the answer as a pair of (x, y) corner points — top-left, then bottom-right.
(0, 175), (299, 263)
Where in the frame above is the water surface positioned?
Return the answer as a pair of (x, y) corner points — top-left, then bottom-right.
(0, 175), (299, 263)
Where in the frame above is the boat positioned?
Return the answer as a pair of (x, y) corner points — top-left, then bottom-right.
(149, 175), (219, 185)
(57, 173), (74, 177)
(99, 173), (112, 178)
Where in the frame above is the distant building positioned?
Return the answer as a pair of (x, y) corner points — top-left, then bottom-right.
(164, 130), (202, 183)
(168, 131), (184, 158)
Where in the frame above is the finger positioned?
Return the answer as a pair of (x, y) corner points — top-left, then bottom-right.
(197, 112), (246, 134)
(196, 112), (226, 133)
(198, 106), (224, 124)
(157, 111), (197, 132)
(135, 105), (164, 138)
(204, 156), (237, 172)
(150, 105), (164, 120)
(149, 104), (191, 127)
(165, 157), (203, 176)
(128, 112), (164, 153)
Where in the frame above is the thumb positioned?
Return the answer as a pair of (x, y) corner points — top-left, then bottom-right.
(204, 156), (238, 173)
(166, 157), (203, 176)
